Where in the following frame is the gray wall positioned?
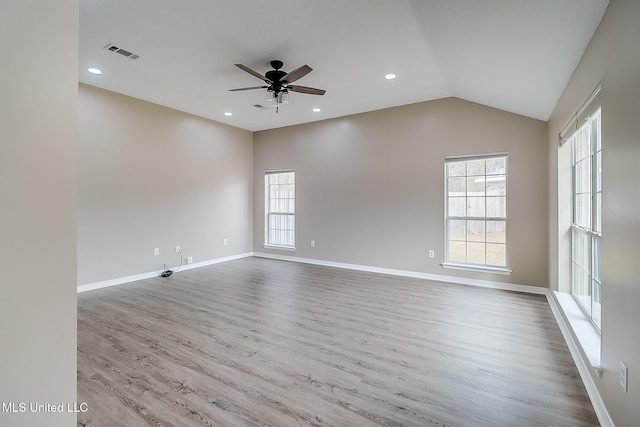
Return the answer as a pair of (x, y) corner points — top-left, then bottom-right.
(78, 85), (253, 286)
(254, 98), (548, 288)
(0, 1), (78, 426)
(548, 0), (640, 424)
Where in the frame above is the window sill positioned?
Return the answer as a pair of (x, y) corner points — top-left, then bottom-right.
(441, 262), (512, 275)
(263, 244), (296, 251)
(553, 291), (601, 369)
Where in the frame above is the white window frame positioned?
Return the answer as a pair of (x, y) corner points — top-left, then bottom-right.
(264, 170), (295, 250)
(443, 153), (511, 274)
(569, 106), (602, 330)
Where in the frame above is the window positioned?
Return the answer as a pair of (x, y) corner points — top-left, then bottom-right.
(264, 170), (295, 248)
(445, 154), (508, 271)
(570, 107), (601, 329)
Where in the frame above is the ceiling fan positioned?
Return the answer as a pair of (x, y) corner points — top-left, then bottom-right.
(229, 60), (326, 112)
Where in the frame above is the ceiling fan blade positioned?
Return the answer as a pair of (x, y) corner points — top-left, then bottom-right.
(288, 85), (326, 95)
(228, 86), (268, 92)
(235, 64), (272, 83)
(281, 65), (312, 84)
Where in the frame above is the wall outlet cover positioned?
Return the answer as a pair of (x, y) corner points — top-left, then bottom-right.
(620, 361), (628, 392)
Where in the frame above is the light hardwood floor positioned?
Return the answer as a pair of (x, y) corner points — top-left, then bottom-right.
(77, 257), (599, 426)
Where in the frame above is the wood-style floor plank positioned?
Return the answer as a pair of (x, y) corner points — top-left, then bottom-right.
(77, 257), (599, 426)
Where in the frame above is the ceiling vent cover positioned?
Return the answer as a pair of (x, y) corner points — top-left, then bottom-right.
(103, 43), (140, 60)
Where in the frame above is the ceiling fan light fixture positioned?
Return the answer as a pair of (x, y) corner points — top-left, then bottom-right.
(385, 73), (397, 80)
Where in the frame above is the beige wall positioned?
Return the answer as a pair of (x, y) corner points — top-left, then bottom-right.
(254, 98), (548, 287)
(548, 0), (640, 424)
(0, 1), (78, 426)
(77, 85), (253, 285)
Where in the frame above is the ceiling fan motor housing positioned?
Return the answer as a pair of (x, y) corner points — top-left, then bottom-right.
(265, 69), (287, 93)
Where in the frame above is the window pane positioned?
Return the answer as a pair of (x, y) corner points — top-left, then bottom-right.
(448, 197), (466, 217)
(447, 161), (466, 177)
(595, 150), (602, 233)
(467, 197), (485, 217)
(486, 157), (506, 175)
(595, 193), (602, 233)
(448, 219), (466, 240)
(467, 176), (485, 194)
(591, 236), (602, 327)
(448, 241), (466, 263)
(572, 263), (591, 316)
(574, 126), (591, 162)
(592, 237), (601, 281)
(466, 159), (485, 176)
(574, 159), (591, 198)
(467, 242), (485, 264)
(467, 220), (485, 242)
(448, 177), (466, 194)
(572, 229), (589, 269)
(575, 194), (591, 228)
(596, 151), (602, 192)
(592, 278), (602, 328)
(593, 113), (601, 151)
(486, 178), (506, 196)
(486, 243), (506, 266)
(486, 196), (506, 218)
(486, 221), (506, 243)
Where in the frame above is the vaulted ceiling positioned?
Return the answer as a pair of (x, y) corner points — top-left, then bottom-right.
(80, 0), (609, 131)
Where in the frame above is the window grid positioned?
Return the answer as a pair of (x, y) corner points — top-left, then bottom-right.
(571, 108), (601, 329)
(445, 155), (507, 268)
(265, 171), (295, 248)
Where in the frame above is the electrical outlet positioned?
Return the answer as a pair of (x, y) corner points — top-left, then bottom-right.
(154, 248), (159, 256)
(223, 238), (228, 246)
(311, 240), (316, 247)
(187, 256), (193, 264)
(175, 245), (180, 252)
(428, 250), (435, 258)
(620, 361), (628, 392)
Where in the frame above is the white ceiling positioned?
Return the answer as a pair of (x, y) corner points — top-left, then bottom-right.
(79, 0), (609, 132)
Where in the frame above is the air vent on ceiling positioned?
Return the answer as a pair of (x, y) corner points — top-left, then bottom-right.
(103, 43), (140, 60)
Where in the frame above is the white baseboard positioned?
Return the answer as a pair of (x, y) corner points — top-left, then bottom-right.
(546, 291), (613, 427)
(76, 252), (253, 293)
(251, 251), (547, 295)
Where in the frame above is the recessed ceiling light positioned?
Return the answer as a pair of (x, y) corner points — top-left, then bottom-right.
(384, 73), (396, 80)
(312, 108), (321, 113)
(224, 112), (233, 116)
(87, 67), (102, 75)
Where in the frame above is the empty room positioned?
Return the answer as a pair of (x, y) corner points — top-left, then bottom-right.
(3, 1), (640, 426)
